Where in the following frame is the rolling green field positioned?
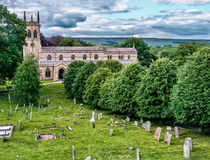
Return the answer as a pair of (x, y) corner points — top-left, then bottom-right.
(0, 84), (209, 160)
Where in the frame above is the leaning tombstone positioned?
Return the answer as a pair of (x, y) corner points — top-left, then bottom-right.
(145, 121), (151, 132)
(183, 141), (191, 159)
(164, 132), (172, 145)
(185, 138), (193, 151)
(154, 127), (162, 141)
(174, 126), (179, 138)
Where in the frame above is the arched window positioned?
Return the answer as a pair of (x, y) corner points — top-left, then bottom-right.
(71, 54), (75, 60)
(128, 55), (130, 59)
(33, 30), (37, 38)
(83, 54), (87, 60)
(108, 55), (112, 59)
(45, 68), (51, 78)
(47, 55), (51, 60)
(94, 54), (98, 60)
(59, 55), (63, 61)
(119, 55), (124, 60)
(28, 30), (31, 38)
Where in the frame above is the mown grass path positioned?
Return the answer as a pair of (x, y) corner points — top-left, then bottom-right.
(0, 84), (209, 160)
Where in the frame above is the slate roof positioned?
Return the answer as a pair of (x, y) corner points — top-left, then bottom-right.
(42, 46), (137, 53)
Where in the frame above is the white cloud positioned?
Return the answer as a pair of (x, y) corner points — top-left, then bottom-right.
(154, 0), (210, 5)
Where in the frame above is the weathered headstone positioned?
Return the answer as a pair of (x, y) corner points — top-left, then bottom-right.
(137, 149), (141, 160)
(164, 132), (172, 145)
(126, 117), (130, 122)
(30, 111), (32, 122)
(23, 104), (25, 112)
(183, 142), (191, 159)
(185, 137), (193, 151)
(145, 121), (151, 132)
(110, 125), (113, 136)
(140, 117), (143, 124)
(175, 126), (179, 138)
(72, 146), (76, 160)
(154, 127), (162, 141)
(85, 156), (91, 160)
(19, 120), (22, 131)
(25, 109), (28, 119)
(134, 121), (138, 127)
(128, 147), (135, 150)
(166, 126), (172, 131)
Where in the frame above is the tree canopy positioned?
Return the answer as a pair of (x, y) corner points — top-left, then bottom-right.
(14, 55), (41, 105)
(135, 58), (177, 119)
(83, 68), (112, 108)
(120, 37), (156, 66)
(64, 61), (85, 99)
(0, 5), (26, 81)
(72, 62), (97, 101)
(170, 47), (210, 127)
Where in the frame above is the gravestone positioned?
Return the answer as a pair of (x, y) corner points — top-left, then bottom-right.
(134, 121), (138, 127)
(25, 110), (28, 119)
(35, 133), (56, 141)
(154, 127), (162, 141)
(185, 137), (193, 151)
(72, 146), (76, 160)
(142, 123), (146, 129)
(67, 126), (72, 131)
(15, 104), (19, 113)
(183, 142), (191, 159)
(23, 104), (25, 112)
(110, 118), (114, 123)
(85, 156), (91, 160)
(164, 132), (172, 145)
(145, 121), (151, 132)
(175, 126), (179, 138)
(110, 125), (113, 136)
(19, 120), (22, 131)
(126, 117), (130, 122)
(0, 125), (14, 138)
(140, 117), (143, 124)
(137, 149), (141, 160)
(166, 126), (172, 131)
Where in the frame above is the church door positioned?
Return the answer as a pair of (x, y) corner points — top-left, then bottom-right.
(58, 69), (64, 80)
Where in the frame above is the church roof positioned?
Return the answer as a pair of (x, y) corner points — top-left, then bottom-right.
(41, 46), (137, 53)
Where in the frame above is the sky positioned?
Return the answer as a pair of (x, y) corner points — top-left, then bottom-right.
(1, 0), (210, 39)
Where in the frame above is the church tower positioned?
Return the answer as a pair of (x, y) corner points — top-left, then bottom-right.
(23, 11), (41, 58)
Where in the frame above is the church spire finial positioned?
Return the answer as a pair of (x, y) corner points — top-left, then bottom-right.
(37, 11), (40, 24)
(24, 11), (26, 21)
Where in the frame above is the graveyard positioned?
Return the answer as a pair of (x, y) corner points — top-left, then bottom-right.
(0, 83), (210, 160)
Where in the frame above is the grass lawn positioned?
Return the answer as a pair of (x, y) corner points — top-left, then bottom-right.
(0, 84), (210, 160)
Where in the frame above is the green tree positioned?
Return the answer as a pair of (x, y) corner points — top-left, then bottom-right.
(83, 68), (112, 108)
(101, 63), (145, 115)
(59, 38), (82, 46)
(102, 60), (124, 73)
(0, 5), (27, 81)
(170, 47), (210, 127)
(120, 37), (156, 66)
(14, 55), (41, 105)
(174, 42), (207, 65)
(64, 61), (85, 99)
(72, 62), (97, 101)
(135, 58), (177, 119)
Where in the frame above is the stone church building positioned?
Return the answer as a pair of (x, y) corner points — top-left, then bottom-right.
(23, 12), (138, 81)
